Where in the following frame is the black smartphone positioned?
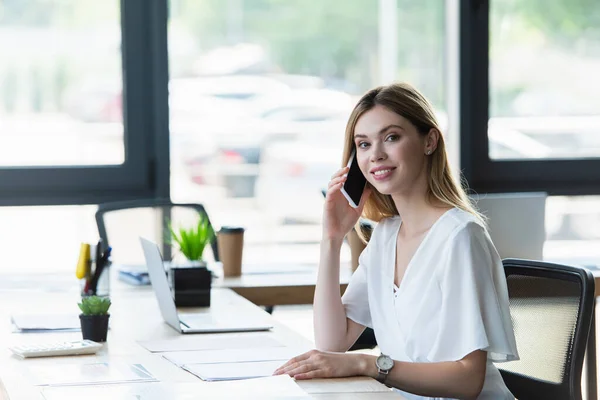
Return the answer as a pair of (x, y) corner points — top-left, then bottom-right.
(341, 150), (367, 208)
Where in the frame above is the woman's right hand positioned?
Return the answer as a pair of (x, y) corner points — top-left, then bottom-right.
(323, 166), (371, 243)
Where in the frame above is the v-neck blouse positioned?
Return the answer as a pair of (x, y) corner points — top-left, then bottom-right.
(341, 208), (519, 400)
(391, 207), (451, 295)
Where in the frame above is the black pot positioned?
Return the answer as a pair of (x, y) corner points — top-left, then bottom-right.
(169, 266), (212, 307)
(79, 314), (110, 342)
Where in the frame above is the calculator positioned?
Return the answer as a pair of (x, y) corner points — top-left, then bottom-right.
(9, 340), (103, 358)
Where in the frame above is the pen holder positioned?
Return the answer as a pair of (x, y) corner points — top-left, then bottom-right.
(79, 249), (95, 297)
(80, 261), (112, 297)
(79, 243), (112, 298)
(94, 260), (111, 298)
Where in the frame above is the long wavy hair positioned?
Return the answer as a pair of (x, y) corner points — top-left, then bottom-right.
(342, 82), (484, 235)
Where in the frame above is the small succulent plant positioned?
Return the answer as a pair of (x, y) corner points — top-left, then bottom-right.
(78, 296), (111, 316)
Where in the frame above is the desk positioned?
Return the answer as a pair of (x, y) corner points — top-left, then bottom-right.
(0, 288), (402, 400)
(217, 268), (352, 306)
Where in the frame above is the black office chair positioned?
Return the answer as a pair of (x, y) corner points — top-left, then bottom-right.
(498, 258), (595, 400)
(95, 199), (219, 266)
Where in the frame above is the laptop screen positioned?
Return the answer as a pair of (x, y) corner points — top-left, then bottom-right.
(140, 237), (182, 331)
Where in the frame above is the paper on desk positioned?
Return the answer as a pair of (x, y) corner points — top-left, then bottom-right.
(27, 362), (156, 386)
(163, 345), (310, 367)
(296, 376), (390, 394)
(41, 375), (311, 399)
(11, 314), (81, 332)
(201, 375), (310, 398)
(182, 360), (285, 381)
(138, 333), (284, 353)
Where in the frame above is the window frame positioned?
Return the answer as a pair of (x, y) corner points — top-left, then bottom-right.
(0, 0), (170, 206)
(460, 0), (600, 196)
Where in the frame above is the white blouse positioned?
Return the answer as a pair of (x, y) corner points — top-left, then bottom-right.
(342, 208), (519, 400)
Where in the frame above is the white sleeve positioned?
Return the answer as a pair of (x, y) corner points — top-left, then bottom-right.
(428, 222), (519, 363)
(341, 233), (373, 329)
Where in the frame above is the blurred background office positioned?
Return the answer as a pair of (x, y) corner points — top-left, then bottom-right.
(0, 0), (599, 285)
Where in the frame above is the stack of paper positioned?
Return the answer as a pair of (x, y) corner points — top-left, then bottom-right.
(163, 346), (309, 367)
(11, 314), (81, 332)
(27, 362), (156, 387)
(182, 360), (285, 381)
(296, 377), (390, 394)
(140, 334), (311, 382)
(42, 375), (312, 399)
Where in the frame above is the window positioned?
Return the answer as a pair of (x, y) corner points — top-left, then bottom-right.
(168, 0), (448, 264)
(461, 0), (600, 195)
(0, 0), (164, 206)
(490, 0), (600, 161)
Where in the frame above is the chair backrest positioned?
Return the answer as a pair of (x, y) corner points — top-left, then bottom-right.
(498, 258), (595, 400)
(95, 199), (219, 266)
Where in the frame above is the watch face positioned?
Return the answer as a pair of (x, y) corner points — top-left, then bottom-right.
(376, 354), (394, 370)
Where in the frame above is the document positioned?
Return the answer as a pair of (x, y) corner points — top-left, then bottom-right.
(11, 314), (81, 332)
(163, 346), (309, 367)
(182, 360), (285, 381)
(27, 362), (156, 386)
(138, 333), (283, 352)
(201, 375), (310, 398)
(296, 376), (390, 394)
(42, 375), (311, 399)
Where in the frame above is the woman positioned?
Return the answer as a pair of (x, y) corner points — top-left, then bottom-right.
(274, 83), (518, 399)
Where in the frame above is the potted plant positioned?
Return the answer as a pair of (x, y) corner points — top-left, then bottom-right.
(78, 296), (111, 342)
(169, 212), (215, 267)
(167, 212), (214, 307)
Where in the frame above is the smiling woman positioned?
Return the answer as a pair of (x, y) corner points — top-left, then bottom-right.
(274, 83), (520, 400)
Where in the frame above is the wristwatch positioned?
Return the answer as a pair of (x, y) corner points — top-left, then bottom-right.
(375, 354), (394, 384)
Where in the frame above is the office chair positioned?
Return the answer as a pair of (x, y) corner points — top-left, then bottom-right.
(498, 258), (595, 400)
(95, 199), (219, 267)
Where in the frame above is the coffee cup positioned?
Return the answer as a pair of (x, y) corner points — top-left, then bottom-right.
(217, 226), (245, 277)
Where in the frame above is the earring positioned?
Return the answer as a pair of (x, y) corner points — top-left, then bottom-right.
(426, 150), (432, 155)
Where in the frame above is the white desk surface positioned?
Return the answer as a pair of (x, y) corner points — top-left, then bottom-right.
(0, 288), (404, 400)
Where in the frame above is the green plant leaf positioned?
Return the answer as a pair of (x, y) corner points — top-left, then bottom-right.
(78, 296), (111, 315)
(168, 212), (214, 261)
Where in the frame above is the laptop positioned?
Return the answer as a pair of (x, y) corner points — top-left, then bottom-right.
(473, 192), (546, 260)
(140, 237), (273, 334)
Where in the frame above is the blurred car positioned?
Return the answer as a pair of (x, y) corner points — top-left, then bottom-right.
(255, 123), (345, 223)
(488, 116), (600, 159)
(180, 86), (355, 198)
(170, 75), (292, 197)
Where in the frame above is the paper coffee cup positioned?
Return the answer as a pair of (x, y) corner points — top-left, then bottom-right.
(217, 226), (245, 277)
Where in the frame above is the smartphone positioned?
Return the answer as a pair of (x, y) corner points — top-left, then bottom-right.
(341, 150), (367, 208)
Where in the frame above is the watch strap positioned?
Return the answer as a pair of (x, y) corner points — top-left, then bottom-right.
(376, 369), (389, 384)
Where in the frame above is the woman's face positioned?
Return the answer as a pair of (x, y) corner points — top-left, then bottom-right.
(353, 104), (429, 196)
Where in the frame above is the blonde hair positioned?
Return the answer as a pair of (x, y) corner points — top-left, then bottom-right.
(342, 82), (484, 229)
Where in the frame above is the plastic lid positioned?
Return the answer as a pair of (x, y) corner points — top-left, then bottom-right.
(219, 226), (245, 234)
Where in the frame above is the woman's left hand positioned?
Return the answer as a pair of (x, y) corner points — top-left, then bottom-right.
(273, 350), (367, 380)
